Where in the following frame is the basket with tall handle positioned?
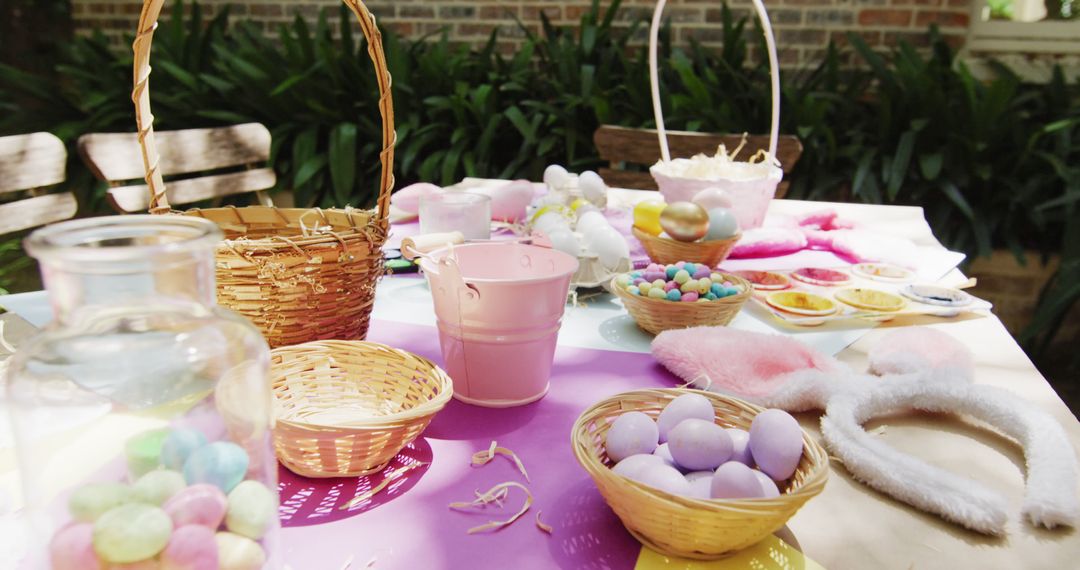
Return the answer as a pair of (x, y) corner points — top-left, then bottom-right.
(132, 0), (395, 347)
(647, 0), (783, 231)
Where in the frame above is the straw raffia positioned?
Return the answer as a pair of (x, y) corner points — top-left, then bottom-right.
(271, 340), (452, 478)
(133, 0), (396, 347)
(571, 388), (829, 560)
(633, 227), (741, 268)
(612, 272), (751, 335)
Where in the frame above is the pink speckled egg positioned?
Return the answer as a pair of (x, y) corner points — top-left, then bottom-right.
(162, 525), (218, 570)
(50, 523), (101, 570)
(163, 484), (227, 529)
(605, 412), (659, 463)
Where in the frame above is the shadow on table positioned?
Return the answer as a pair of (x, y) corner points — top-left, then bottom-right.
(545, 476), (641, 570)
(277, 437), (433, 527)
(424, 398), (541, 440)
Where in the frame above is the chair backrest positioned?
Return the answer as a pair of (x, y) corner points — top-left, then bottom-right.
(593, 125), (803, 198)
(0, 132), (77, 235)
(78, 122), (276, 213)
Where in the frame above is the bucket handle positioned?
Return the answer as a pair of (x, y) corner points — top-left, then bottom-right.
(648, 0), (780, 163)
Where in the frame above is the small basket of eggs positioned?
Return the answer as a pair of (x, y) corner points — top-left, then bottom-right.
(571, 389), (829, 560)
(612, 262), (751, 335)
(632, 191), (742, 268)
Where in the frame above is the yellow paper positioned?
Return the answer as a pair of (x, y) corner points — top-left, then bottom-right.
(634, 536), (826, 570)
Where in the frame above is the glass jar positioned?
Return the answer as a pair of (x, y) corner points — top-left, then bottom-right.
(7, 216), (280, 569)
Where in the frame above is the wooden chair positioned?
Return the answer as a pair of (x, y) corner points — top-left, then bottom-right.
(78, 122), (276, 213)
(0, 132), (78, 235)
(593, 125), (804, 198)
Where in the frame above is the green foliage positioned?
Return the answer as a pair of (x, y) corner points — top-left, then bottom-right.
(0, 1), (1077, 346)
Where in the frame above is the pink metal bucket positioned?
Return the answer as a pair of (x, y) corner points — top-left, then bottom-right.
(420, 242), (579, 407)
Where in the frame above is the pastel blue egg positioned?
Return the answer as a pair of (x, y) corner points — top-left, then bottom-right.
(725, 286), (741, 296)
(711, 283), (723, 296)
(705, 207), (740, 240)
(630, 271), (643, 279)
(161, 429), (208, 471)
(683, 263), (697, 275)
(183, 442), (249, 493)
(705, 293), (718, 300)
(665, 266), (678, 279)
(665, 290), (682, 301)
(629, 286), (641, 296)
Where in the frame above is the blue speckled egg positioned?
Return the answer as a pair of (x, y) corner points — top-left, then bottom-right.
(683, 263), (697, 275)
(161, 429), (208, 471)
(705, 292), (718, 301)
(711, 283), (724, 297)
(665, 290), (682, 302)
(665, 266), (678, 279)
(725, 286), (741, 296)
(182, 442), (249, 493)
(628, 286), (641, 296)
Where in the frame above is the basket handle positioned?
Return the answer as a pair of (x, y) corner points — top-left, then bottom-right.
(648, 0), (780, 163)
(132, 0), (396, 222)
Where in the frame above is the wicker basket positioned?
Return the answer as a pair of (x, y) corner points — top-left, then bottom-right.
(632, 226), (741, 268)
(132, 0), (396, 348)
(270, 340), (453, 478)
(612, 272), (751, 335)
(571, 388), (829, 559)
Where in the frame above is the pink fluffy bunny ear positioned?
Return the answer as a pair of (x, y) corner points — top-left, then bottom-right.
(868, 327), (974, 383)
(651, 327), (845, 400)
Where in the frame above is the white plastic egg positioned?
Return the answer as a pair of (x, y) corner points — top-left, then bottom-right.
(575, 210), (609, 234)
(585, 227), (629, 269)
(692, 188), (734, 211)
(544, 165), (571, 189)
(578, 170), (608, 205)
(546, 229), (581, 258)
(533, 211), (571, 235)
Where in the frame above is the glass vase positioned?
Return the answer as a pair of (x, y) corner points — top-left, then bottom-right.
(6, 216), (280, 569)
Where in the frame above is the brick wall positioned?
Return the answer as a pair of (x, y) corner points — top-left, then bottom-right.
(72, 0), (973, 66)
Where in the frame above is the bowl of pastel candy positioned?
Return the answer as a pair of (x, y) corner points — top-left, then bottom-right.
(571, 389), (829, 560)
(611, 262), (751, 335)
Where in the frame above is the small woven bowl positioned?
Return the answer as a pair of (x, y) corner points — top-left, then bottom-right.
(612, 272), (751, 335)
(571, 388), (829, 560)
(270, 340), (453, 478)
(633, 226), (741, 268)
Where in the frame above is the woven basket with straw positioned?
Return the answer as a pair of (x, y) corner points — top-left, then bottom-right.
(612, 272), (751, 335)
(132, 0), (396, 348)
(572, 388), (829, 560)
(271, 340), (453, 478)
(633, 226), (741, 268)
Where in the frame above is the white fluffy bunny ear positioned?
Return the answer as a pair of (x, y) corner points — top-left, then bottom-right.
(868, 327), (974, 384)
(820, 380), (1079, 535)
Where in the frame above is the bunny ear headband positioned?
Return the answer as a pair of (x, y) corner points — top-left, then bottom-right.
(652, 326), (1079, 536)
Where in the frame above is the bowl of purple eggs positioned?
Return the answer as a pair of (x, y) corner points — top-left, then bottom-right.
(612, 262), (751, 335)
(571, 389), (829, 560)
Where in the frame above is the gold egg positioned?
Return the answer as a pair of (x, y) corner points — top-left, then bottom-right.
(659, 202), (709, 242)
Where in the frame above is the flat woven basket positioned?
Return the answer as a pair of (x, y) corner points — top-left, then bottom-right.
(633, 226), (741, 268)
(612, 272), (751, 335)
(270, 340), (452, 478)
(571, 388), (829, 560)
(132, 0), (396, 348)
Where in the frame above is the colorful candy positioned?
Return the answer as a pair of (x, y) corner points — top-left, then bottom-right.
(162, 525), (219, 570)
(618, 262), (744, 303)
(133, 470), (186, 506)
(50, 523), (101, 570)
(225, 481), (277, 540)
(183, 442), (249, 493)
(215, 532), (266, 570)
(125, 429), (171, 479)
(69, 483), (132, 523)
(92, 504), (172, 564)
(163, 484), (229, 529)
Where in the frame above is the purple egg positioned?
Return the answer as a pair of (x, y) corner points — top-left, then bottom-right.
(684, 471), (714, 499)
(605, 412), (659, 463)
(667, 419), (733, 471)
(636, 464), (691, 496)
(663, 281), (678, 292)
(657, 393), (715, 442)
(651, 443), (682, 471)
(611, 454), (666, 481)
(644, 271), (666, 282)
(711, 462), (763, 499)
(692, 267), (712, 280)
(749, 409), (805, 481)
(725, 429), (754, 466)
(753, 469), (781, 498)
